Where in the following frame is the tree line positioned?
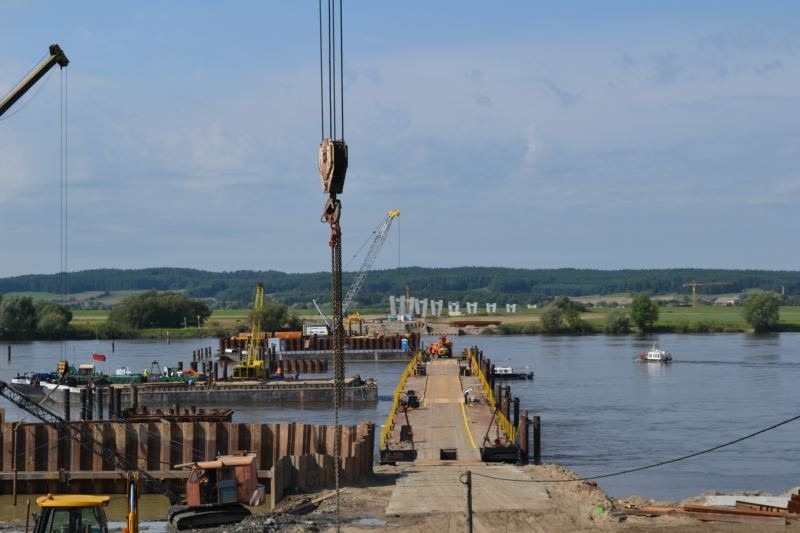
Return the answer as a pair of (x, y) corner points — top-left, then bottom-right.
(495, 291), (782, 335)
(1, 267), (800, 308)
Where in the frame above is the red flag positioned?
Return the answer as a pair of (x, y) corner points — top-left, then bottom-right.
(92, 353), (107, 362)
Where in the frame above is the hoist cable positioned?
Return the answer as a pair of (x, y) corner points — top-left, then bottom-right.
(339, 0), (344, 140)
(471, 412), (800, 484)
(60, 68), (64, 309)
(331, 0), (337, 138)
(327, 0), (333, 138)
(318, 0), (324, 140)
(64, 67), (69, 308)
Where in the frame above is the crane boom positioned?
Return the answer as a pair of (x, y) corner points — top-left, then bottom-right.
(0, 44), (69, 118)
(232, 283), (267, 379)
(245, 282), (265, 367)
(342, 210), (399, 314)
(312, 299), (332, 330)
(0, 380), (181, 504)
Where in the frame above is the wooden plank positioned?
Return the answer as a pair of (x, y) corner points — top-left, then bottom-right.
(625, 506), (684, 516)
(684, 504), (800, 520)
(687, 511), (787, 525)
(735, 500), (787, 513)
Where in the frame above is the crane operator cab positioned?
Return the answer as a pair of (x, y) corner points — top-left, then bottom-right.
(33, 494), (110, 533)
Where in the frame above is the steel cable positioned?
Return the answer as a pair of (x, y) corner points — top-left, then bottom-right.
(470, 412), (800, 484)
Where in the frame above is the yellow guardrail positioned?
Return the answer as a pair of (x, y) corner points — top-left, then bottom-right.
(380, 351), (423, 449)
(466, 347), (516, 443)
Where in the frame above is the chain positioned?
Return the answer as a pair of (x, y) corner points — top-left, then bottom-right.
(329, 208), (344, 532)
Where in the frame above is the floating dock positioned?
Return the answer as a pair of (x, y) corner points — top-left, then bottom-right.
(379, 347), (538, 465)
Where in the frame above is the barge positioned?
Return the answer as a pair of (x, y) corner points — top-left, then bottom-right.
(220, 332), (420, 363)
(114, 375), (377, 407)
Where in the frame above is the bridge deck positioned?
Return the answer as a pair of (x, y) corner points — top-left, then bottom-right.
(384, 358), (499, 465)
(384, 359), (551, 521)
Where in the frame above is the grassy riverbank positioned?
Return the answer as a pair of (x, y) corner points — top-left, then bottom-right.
(59, 306), (800, 339)
(434, 305), (800, 334)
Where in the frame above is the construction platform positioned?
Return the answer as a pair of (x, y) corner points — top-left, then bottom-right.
(380, 351), (533, 465)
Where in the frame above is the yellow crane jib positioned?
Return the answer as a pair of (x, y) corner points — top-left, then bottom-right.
(232, 283), (267, 380)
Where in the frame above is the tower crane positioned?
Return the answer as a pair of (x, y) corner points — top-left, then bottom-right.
(312, 210), (400, 329)
(0, 44), (69, 118)
(232, 282), (268, 380)
(682, 280), (732, 307)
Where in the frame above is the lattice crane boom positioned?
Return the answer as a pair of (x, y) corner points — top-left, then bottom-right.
(342, 210), (399, 314)
(245, 282), (265, 367)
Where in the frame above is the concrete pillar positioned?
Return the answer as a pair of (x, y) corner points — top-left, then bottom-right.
(447, 302), (460, 316)
(389, 295), (397, 317)
(506, 303), (517, 313)
(485, 303), (497, 314)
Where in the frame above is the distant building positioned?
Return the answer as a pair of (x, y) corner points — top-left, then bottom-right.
(713, 296), (739, 307)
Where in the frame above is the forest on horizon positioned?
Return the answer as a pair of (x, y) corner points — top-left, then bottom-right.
(1, 267), (798, 308)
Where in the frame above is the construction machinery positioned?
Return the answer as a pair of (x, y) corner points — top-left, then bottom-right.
(33, 494), (111, 533)
(312, 210), (400, 327)
(0, 44), (69, 118)
(169, 452), (263, 529)
(682, 280), (732, 307)
(0, 381), (261, 531)
(428, 335), (453, 358)
(231, 282), (268, 380)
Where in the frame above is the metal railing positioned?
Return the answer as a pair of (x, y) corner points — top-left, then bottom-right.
(380, 351), (423, 449)
(466, 348), (516, 443)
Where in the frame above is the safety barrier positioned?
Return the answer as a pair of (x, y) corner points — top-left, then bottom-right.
(466, 348), (516, 443)
(380, 351), (423, 449)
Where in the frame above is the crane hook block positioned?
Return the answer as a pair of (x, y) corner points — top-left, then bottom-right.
(318, 138), (348, 195)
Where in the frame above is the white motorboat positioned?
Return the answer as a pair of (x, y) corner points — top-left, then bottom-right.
(638, 344), (672, 363)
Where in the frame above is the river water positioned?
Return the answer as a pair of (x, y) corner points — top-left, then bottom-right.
(1, 334), (799, 501)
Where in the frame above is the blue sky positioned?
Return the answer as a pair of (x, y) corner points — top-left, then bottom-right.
(1, 1), (798, 277)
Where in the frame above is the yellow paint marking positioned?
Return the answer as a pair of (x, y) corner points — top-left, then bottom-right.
(461, 402), (477, 449)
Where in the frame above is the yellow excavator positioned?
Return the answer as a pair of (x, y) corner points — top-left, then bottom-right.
(231, 283), (268, 380)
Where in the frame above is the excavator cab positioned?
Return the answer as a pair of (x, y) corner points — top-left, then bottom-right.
(33, 494), (110, 533)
